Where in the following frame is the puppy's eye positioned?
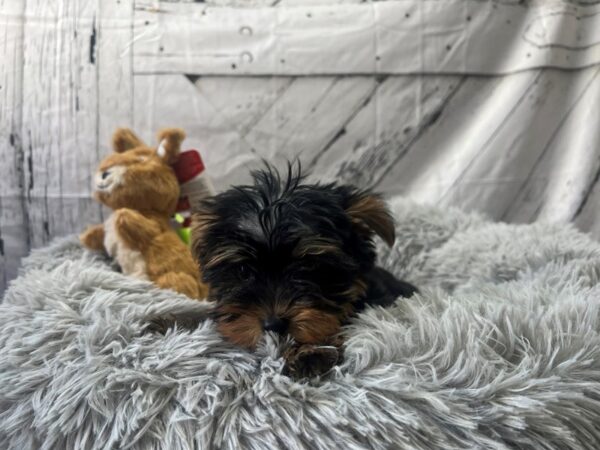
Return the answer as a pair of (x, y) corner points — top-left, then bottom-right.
(237, 264), (253, 281)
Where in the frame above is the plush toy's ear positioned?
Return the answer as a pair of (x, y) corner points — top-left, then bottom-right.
(112, 128), (145, 153)
(345, 191), (395, 247)
(156, 128), (186, 165)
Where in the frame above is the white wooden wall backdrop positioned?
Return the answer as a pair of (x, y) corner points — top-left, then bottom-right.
(1, 0), (600, 293)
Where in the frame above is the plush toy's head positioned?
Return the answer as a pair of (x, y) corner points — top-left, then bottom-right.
(94, 128), (185, 215)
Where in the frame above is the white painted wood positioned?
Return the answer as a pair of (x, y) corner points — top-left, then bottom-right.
(132, 73), (257, 186)
(98, 0), (135, 156)
(20, 0), (102, 249)
(441, 67), (600, 220)
(506, 66), (600, 225)
(145, 0), (383, 7)
(575, 178), (600, 240)
(191, 76), (295, 138)
(133, 1), (600, 76)
(314, 75), (465, 188)
(0, 0), (27, 293)
(244, 76), (379, 164)
(374, 73), (543, 201)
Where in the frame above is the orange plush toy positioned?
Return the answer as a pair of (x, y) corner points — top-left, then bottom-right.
(80, 127), (209, 300)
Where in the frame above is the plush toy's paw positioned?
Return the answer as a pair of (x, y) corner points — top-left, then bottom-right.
(283, 344), (341, 379)
(112, 209), (162, 247)
(80, 224), (105, 251)
(155, 272), (203, 300)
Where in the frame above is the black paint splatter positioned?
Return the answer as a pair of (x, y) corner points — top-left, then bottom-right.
(27, 147), (33, 193)
(89, 19), (97, 64)
(185, 74), (201, 84)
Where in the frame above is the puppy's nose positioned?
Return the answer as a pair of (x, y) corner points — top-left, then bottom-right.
(262, 317), (288, 334)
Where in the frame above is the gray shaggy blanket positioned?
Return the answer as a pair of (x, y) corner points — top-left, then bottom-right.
(2, 199), (600, 450)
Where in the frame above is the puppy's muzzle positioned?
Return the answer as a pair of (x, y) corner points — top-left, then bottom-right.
(263, 316), (289, 334)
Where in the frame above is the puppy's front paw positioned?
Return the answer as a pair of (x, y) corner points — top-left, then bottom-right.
(283, 344), (341, 379)
(144, 314), (177, 334)
(144, 313), (205, 335)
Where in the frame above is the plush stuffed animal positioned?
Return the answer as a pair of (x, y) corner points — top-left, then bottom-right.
(80, 127), (209, 300)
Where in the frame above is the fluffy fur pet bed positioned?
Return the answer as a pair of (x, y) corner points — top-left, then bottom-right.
(2, 199), (600, 450)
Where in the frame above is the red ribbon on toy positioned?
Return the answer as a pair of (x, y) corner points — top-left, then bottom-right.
(172, 150), (205, 185)
(171, 149), (216, 227)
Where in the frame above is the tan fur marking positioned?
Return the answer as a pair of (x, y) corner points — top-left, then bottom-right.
(339, 278), (368, 303)
(287, 307), (342, 345)
(292, 237), (343, 258)
(346, 194), (395, 247)
(204, 246), (247, 269)
(216, 304), (265, 349)
(112, 128), (145, 153)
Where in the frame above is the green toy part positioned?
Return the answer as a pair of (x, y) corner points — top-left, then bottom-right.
(173, 213), (191, 245)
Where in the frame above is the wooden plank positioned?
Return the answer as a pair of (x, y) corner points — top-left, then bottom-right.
(133, 1), (600, 76)
(313, 74), (466, 190)
(188, 75), (294, 138)
(98, 0), (135, 156)
(132, 74), (260, 190)
(504, 66), (600, 225)
(439, 67), (600, 220)
(243, 76), (379, 164)
(134, 74), (334, 191)
(21, 0), (101, 249)
(167, 0), (426, 5)
(133, 74), (382, 190)
(575, 169), (600, 242)
(370, 71), (541, 203)
(0, 0), (27, 294)
(204, 0), (372, 5)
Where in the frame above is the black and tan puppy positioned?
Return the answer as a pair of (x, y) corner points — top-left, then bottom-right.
(187, 164), (417, 376)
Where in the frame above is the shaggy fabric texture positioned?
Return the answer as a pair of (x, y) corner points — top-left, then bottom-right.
(2, 199), (600, 450)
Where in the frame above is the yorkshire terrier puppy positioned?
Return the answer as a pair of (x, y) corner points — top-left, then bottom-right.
(187, 164), (417, 376)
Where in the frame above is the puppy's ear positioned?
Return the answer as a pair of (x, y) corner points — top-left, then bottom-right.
(156, 128), (185, 164)
(112, 128), (145, 153)
(345, 191), (395, 247)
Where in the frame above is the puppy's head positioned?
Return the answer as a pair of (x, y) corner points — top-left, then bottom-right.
(192, 164), (395, 348)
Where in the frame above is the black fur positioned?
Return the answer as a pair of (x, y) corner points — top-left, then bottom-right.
(191, 163), (418, 348)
